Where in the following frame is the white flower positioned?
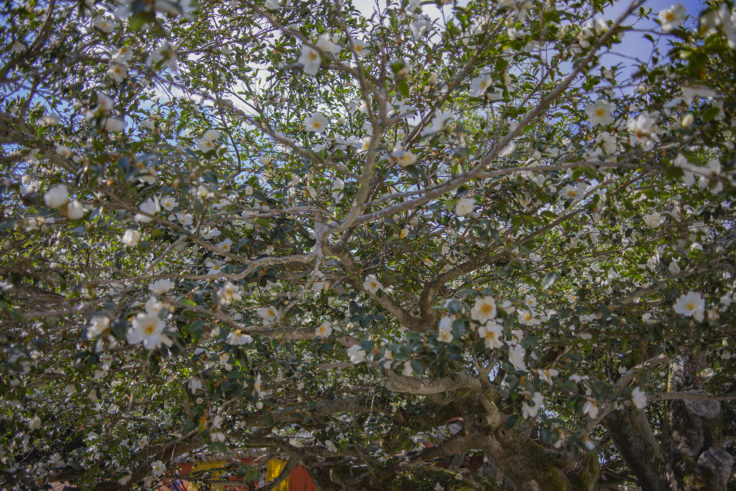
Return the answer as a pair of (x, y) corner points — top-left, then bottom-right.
(583, 435), (595, 451)
(325, 440), (338, 453)
(145, 297), (165, 316)
(681, 85), (716, 105)
(226, 329), (254, 346)
(198, 137), (217, 152)
(114, 46), (133, 61)
(160, 197), (177, 211)
(140, 119), (156, 131)
(478, 322), (504, 349)
(96, 93), (114, 113)
(538, 368), (559, 385)
(597, 132), (617, 154)
(55, 145), (72, 158)
(498, 141), (516, 157)
(254, 374), (268, 398)
(669, 260), (681, 275)
(517, 309), (540, 326)
(351, 38), (368, 57)
(508, 343), (526, 371)
(137, 167), (156, 186)
(150, 460), (165, 477)
(203, 129), (220, 141)
(632, 387), (647, 409)
(122, 229), (141, 246)
(315, 322), (332, 338)
(643, 213), (664, 228)
(421, 111), (456, 136)
(216, 282), (240, 305)
(147, 43), (178, 72)
(135, 197), (160, 222)
(627, 111), (659, 150)
(437, 317), (453, 343)
(411, 16), (431, 38)
(87, 316), (110, 339)
(93, 15), (116, 33)
(392, 147), (418, 167)
(210, 238), (230, 255)
(206, 259), (224, 275)
(197, 129), (220, 151)
(316, 33), (341, 55)
(569, 373), (587, 383)
(106, 62), (128, 82)
(585, 99), (615, 126)
(127, 312), (171, 350)
(700, 367), (715, 378)
(363, 274), (383, 294)
(40, 114), (59, 126)
(582, 398), (599, 419)
(455, 197), (475, 216)
(257, 306), (279, 324)
(469, 74), (492, 97)
(522, 392), (544, 419)
(188, 377), (203, 393)
(673, 291), (705, 321)
(471, 296), (497, 324)
(63, 200), (85, 220)
(347, 344), (366, 364)
(559, 183), (585, 201)
(44, 184), (68, 208)
(349, 135), (371, 152)
(659, 3), (687, 32)
(149, 279), (175, 295)
(304, 112), (329, 132)
(438, 315), (453, 332)
(103, 117), (126, 132)
(175, 212), (193, 227)
(299, 45), (321, 75)
(707, 158), (722, 176)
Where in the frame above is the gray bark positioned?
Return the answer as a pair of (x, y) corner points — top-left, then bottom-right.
(604, 405), (665, 490)
(666, 356), (734, 490)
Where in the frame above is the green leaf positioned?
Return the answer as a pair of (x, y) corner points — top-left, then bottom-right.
(446, 299), (462, 314)
(111, 320), (128, 341)
(129, 11), (154, 31)
(397, 79), (409, 99)
(542, 272), (557, 290)
(701, 106), (720, 122)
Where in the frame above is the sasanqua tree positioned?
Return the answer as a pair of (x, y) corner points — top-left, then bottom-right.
(1, 0), (735, 488)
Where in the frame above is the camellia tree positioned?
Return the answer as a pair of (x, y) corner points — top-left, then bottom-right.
(1, 0), (736, 488)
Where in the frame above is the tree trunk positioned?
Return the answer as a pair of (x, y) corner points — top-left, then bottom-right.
(665, 356), (734, 490)
(478, 397), (600, 490)
(604, 405), (665, 490)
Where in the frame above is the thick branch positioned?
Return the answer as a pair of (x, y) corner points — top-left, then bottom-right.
(384, 372), (482, 395)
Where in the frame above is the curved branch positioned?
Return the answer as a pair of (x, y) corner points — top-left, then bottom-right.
(385, 372), (482, 395)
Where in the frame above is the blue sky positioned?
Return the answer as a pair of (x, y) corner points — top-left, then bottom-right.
(351, 0), (706, 73)
(602, 0), (705, 70)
